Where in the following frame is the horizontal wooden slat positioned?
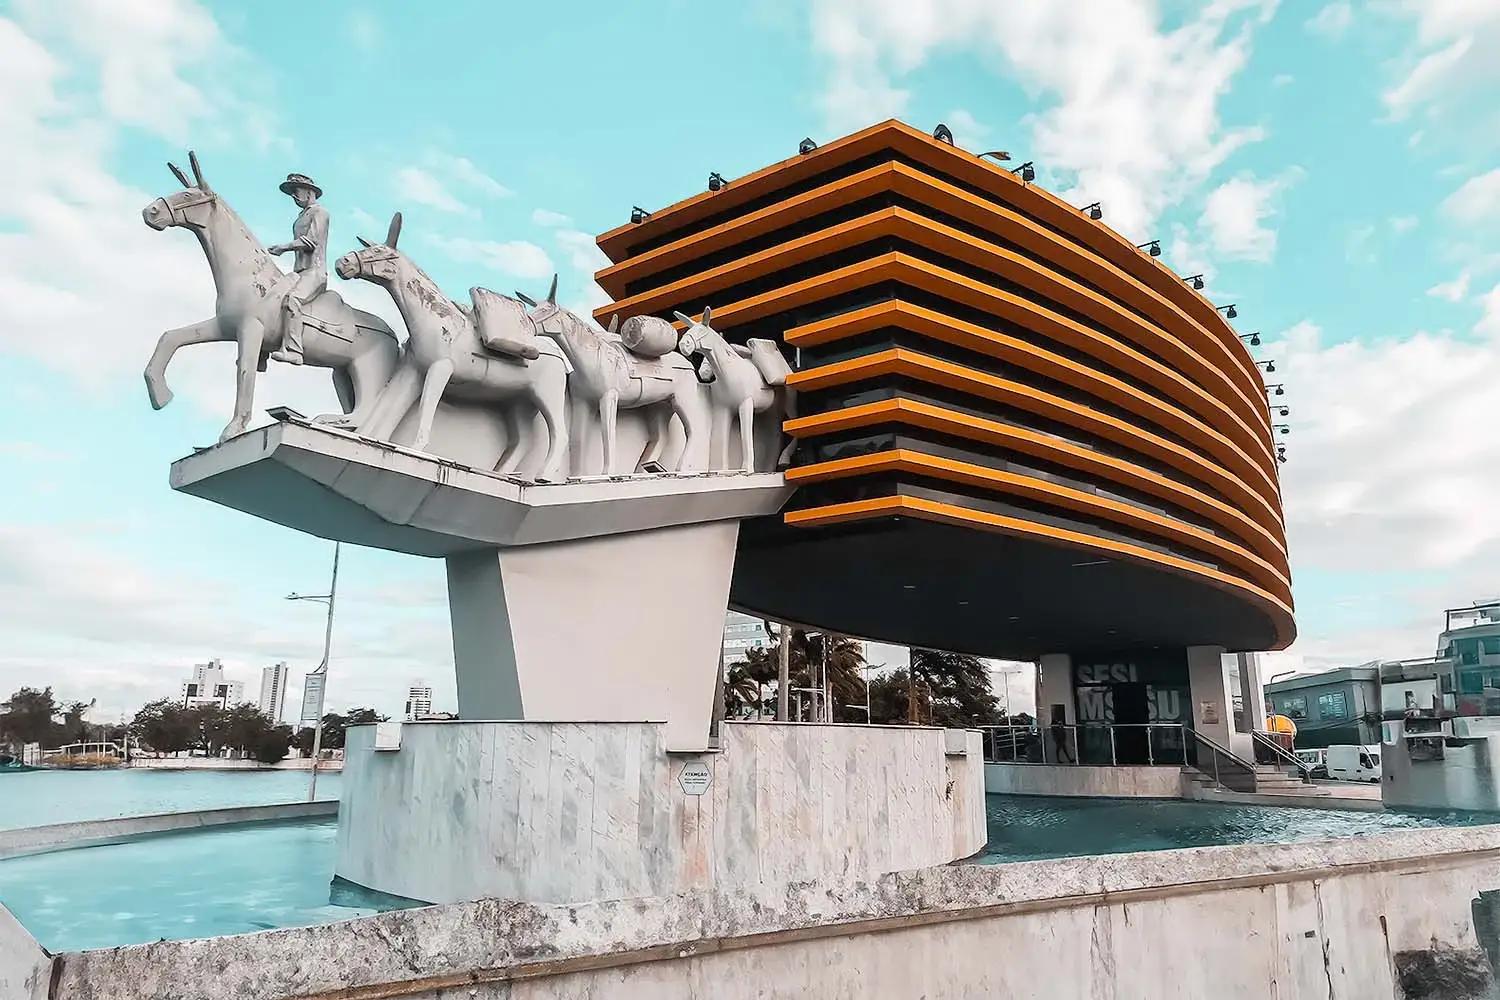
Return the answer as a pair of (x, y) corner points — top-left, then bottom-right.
(784, 396), (1289, 551)
(784, 493), (1295, 648)
(788, 347), (1281, 549)
(787, 449), (1291, 601)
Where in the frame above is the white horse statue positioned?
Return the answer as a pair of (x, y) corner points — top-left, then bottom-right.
(333, 214), (571, 481)
(141, 152), (400, 442)
(675, 308), (796, 474)
(517, 279), (703, 476)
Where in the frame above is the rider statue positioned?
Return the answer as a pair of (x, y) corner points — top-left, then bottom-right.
(267, 173), (329, 365)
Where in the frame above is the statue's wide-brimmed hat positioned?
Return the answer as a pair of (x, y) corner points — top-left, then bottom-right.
(278, 173), (323, 198)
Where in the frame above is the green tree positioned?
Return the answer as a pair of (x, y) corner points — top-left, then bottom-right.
(0, 687), (60, 748)
(129, 699), (197, 754)
(867, 669), (929, 724)
(253, 725), (293, 764)
(58, 699), (95, 745)
(909, 648), (1000, 727)
(723, 646), (779, 718)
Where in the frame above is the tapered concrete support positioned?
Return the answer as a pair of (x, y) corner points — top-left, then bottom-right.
(1187, 645), (1234, 749)
(446, 521), (740, 751)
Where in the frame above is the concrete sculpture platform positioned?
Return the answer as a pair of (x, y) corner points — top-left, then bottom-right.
(336, 720), (986, 906)
(173, 418), (794, 749)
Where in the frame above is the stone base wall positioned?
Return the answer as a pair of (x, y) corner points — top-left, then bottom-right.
(45, 824), (1500, 999)
(336, 720), (985, 905)
(984, 762), (1184, 798)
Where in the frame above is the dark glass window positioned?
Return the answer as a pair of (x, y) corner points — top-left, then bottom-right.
(1460, 669), (1485, 695)
(1483, 637), (1500, 655)
(1460, 639), (1481, 665)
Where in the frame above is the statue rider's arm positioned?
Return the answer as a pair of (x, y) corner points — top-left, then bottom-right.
(296, 208), (329, 254)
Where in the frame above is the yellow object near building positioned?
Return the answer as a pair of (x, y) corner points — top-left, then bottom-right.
(1266, 714), (1297, 737)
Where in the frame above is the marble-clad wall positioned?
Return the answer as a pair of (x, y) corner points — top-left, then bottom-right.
(336, 720), (986, 905)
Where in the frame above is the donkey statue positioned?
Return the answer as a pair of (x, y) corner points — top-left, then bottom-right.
(517, 278), (703, 476)
(141, 152), (400, 442)
(333, 214), (571, 482)
(675, 307), (796, 474)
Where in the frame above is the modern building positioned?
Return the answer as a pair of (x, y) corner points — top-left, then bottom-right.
(404, 682), (433, 721)
(258, 662), (289, 723)
(593, 120), (1293, 765)
(180, 659), (244, 711)
(1265, 665), (1381, 749)
(721, 611), (773, 665)
(1375, 598), (1500, 718)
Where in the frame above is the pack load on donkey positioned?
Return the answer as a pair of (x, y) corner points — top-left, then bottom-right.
(471, 286), (542, 361)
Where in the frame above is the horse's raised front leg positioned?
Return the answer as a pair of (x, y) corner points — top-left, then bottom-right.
(411, 359), (453, 453)
(219, 318), (265, 443)
(599, 389), (619, 477)
(737, 396), (756, 474)
(144, 318), (223, 410)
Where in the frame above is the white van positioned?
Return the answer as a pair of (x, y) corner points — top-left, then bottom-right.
(1326, 744), (1382, 783)
(1294, 748), (1328, 778)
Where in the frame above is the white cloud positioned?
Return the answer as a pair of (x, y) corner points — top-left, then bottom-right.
(392, 152), (513, 217)
(1478, 282), (1500, 338)
(531, 208), (572, 227)
(427, 235), (554, 280)
(1199, 169), (1301, 263)
(943, 108), (989, 146)
(1271, 73), (1295, 87)
(810, 1), (1278, 238)
(1267, 315), (1500, 665)
(1389, 215), (1419, 234)
(393, 166), (474, 216)
(1427, 270), (1471, 302)
(1441, 168), (1500, 223)
(1382, 1), (1500, 119)
(1305, 3), (1352, 39)
(347, 11), (382, 53)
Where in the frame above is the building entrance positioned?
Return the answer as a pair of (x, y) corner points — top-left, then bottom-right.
(1072, 650), (1190, 765)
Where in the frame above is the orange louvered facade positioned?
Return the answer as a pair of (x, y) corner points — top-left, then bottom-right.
(594, 120), (1293, 658)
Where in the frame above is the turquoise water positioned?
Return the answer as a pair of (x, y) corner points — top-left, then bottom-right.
(976, 794), (1499, 863)
(5, 778), (1498, 953)
(0, 819), (399, 951)
(0, 768), (341, 830)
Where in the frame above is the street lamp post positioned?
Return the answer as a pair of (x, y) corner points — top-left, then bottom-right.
(287, 542), (340, 802)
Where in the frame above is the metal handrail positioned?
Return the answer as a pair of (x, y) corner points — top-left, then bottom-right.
(1187, 728), (1257, 790)
(1252, 731), (1312, 781)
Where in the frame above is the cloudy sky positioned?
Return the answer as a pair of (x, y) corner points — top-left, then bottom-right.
(1, 0), (1497, 722)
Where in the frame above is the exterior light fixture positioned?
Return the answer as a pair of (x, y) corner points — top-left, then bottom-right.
(1137, 240), (1161, 257)
(1185, 273), (1205, 290)
(1264, 383), (1285, 396)
(630, 205), (651, 224)
(1272, 423), (1290, 435)
(1239, 331), (1261, 346)
(933, 123), (955, 144)
(1010, 161), (1036, 182)
(1276, 448), (1287, 464)
(708, 171), (726, 192)
(1216, 303), (1238, 319)
(1082, 202), (1102, 220)
(798, 137), (817, 155)
(1274, 406), (1290, 417)
(1256, 360), (1277, 373)
(979, 150), (1012, 164)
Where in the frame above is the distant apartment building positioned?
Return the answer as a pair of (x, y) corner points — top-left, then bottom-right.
(1380, 598), (1500, 717)
(258, 662), (289, 723)
(1265, 665), (1382, 749)
(181, 659), (244, 711)
(722, 611), (774, 665)
(405, 682), (433, 721)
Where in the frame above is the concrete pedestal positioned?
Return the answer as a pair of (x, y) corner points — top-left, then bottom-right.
(170, 418), (794, 750)
(447, 521), (739, 750)
(336, 719), (987, 907)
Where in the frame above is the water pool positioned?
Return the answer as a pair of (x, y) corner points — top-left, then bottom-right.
(0, 768), (341, 830)
(976, 794), (1499, 863)
(0, 819), (402, 952)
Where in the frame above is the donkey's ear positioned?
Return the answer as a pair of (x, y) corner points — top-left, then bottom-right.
(673, 310), (694, 326)
(386, 212), (403, 248)
(701, 305), (713, 325)
(516, 291), (538, 307)
(168, 161), (192, 188)
(188, 150), (209, 192)
(607, 314), (619, 334)
(356, 236), (373, 248)
(546, 274), (558, 304)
